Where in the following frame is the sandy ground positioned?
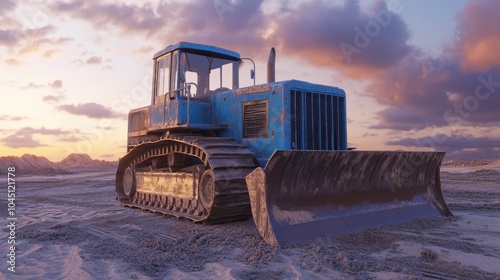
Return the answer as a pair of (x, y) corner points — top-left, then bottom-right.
(1, 164), (499, 279)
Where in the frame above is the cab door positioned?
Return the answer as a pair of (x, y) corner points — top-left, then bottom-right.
(150, 52), (176, 128)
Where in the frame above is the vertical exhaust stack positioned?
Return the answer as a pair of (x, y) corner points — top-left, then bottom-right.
(267, 47), (276, 83)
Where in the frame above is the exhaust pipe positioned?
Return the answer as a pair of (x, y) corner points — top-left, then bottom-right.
(267, 47), (275, 83)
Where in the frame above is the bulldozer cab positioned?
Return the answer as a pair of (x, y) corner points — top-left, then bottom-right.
(152, 42), (240, 104)
(148, 42), (242, 129)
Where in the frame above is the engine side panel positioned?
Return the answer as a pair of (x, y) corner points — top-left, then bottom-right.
(213, 80), (346, 166)
(213, 84), (285, 166)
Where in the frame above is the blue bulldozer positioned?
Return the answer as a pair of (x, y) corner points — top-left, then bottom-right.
(116, 42), (452, 245)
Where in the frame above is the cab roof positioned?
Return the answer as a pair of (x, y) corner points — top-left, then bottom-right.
(153, 42), (241, 61)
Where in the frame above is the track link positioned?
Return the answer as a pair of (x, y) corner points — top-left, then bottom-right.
(116, 136), (258, 223)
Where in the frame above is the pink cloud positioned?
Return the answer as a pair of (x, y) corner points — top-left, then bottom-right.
(3, 58), (24, 66)
(86, 56), (102, 64)
(0, 127), (77, 148)
(456, 0), (500, 72)
(53, 1), (168, 37)
(58, 103), (126, 119)
(48, 0), (500, 159)
(0, 115), (28, 121)
(0, 0), (15, 14)
(1, 134), (46, 148)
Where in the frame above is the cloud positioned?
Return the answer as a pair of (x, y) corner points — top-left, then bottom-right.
(3, 58), (24, 66)
(130, 0), (409, 69)
(86, 56), (102, 64)
(51, 0), (267, 57)
(361, 132), (378, 137)
(43, 94), (65, 103)
(269, 1), (411, 76)
(1, 134), (45, 148)
(0, 127), (76, 148)
(371, 102), (449, 131)
(72, 55), (108, 66)
(49, 0), (500, 135)
(172, 0), (267, 57)
(52, 1), (169, 37)
(19, 35), (72, 54)
(0, 115), (28, 121)
(57, 102), (126, 119)
(21, 79), (64, 90)
(59, 135), (80, 142)
(47, 0), (409, 74)
(457, 0), (500, 72)
(0, 0), (16, 14)
(0, 29), (19, 47)
(0, 4), (21, 46)
(21, 82), (44, 89)
(51, 79), (62, 88)
(132, 45), (154, 54)
(386, 133), (500, 160)
(2, 24), (72, 54)
(20, 127), (74, 135)
(361, 0), (500, 131)
(44, 48), (63, 58)
(0, 18), (71, 55)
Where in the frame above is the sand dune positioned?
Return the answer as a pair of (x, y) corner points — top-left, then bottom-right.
(1, 162), (499, 279)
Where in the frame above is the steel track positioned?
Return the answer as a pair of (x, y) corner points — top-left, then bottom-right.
(116, 136), (258, 223)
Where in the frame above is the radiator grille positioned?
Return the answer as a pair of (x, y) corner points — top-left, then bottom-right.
(290, 90), (346, 150)
(243, 101), (268, 138)
(128, 109), (148, 134)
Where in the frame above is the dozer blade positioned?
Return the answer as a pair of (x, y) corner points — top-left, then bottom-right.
(246, 150), (452, 246)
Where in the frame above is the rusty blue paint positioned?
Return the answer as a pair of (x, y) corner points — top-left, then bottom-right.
(141, 43), (347, 168)
(214, 80), (346, 166)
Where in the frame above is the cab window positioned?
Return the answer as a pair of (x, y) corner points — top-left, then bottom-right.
(155, 53), (171, 102)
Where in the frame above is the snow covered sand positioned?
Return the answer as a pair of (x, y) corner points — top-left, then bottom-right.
(1, 163), (499, 279)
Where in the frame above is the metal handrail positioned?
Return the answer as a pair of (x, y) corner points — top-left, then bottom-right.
(161, 84), (198, 126)
(184, 82), (198, 126)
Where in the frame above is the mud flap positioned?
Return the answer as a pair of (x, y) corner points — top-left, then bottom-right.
(246, 150), (452, 246)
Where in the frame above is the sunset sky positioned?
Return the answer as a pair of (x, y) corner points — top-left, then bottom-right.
(1, 0), (499, 161)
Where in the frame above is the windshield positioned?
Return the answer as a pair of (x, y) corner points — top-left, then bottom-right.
(179, 52), (238, 97)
